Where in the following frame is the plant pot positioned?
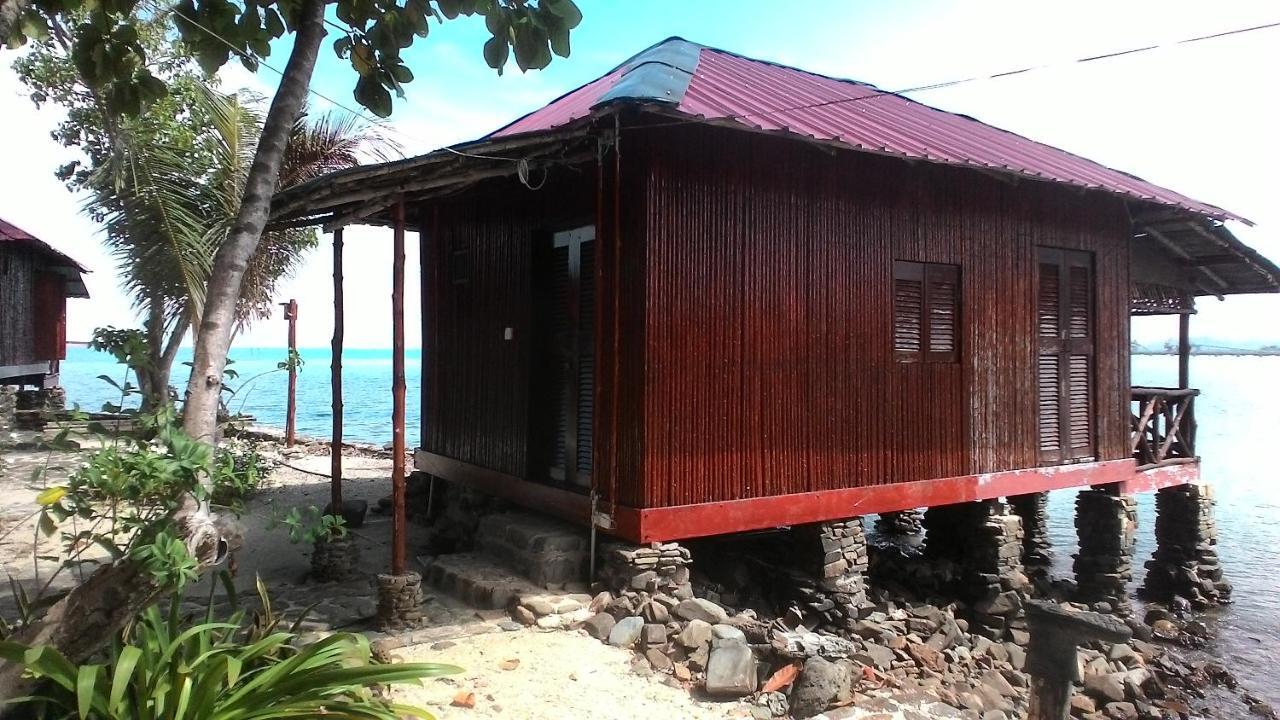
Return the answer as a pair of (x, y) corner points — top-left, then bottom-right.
(311, 533), (361, 582)
(324, 499), (369, 529)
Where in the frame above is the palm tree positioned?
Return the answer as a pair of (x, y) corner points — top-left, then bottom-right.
(85, 88), (396, 410)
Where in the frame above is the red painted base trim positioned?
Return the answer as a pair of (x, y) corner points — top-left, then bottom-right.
(1115, 461), (1200, 495)
(414, 450), (590, 525)
(631, 459), (1141, 543)
(416, 450), (1199, 545)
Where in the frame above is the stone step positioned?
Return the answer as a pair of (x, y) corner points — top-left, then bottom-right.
(420, 553), (543, 610)
(474, 511), (590, 588)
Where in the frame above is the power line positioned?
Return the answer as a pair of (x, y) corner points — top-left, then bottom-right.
(162, 6), (1280, 163)
(717, 19), (1280, 124)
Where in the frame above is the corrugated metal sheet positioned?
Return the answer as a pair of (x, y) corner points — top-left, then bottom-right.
(491, 37), (1243, 224)
(0, 217), (90, 298)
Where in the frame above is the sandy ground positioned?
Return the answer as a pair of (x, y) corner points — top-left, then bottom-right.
(393, 629), (751, 720)
(0, 431), (754, 720)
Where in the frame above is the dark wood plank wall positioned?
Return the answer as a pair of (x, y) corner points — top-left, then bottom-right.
(0, 248), (38, 367)
(420, 171), (595, 478)
(634, 125), (1131, 509)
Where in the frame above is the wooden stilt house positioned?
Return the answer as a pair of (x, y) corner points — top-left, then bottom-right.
(270, 38), (1280, 544)
(0, 219), (89, 388)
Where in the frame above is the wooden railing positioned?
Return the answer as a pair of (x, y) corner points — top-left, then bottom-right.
(1130, 387), (1198, 471)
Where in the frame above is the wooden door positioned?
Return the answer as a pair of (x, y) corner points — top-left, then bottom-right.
(1036, 247), (1095, 465)
(530, 226), (594, 489)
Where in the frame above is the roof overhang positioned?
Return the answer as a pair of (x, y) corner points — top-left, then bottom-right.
(0, 219), (91, 298)
(1129, 207), (1279, 300)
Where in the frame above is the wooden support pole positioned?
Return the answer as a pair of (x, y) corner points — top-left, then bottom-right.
(391, 197), (407, 576)
(331, 229), (344, 510)
(1177, 313), (1191, 390)
(281, 298), (298, 447)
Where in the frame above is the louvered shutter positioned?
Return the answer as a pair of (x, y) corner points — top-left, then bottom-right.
(1036, 248), (1095, 465)
(893, 261), (924, 361)
(548, 244), (571, 480)
(925, 264), (959, 362)
(575, 241), (595, 484)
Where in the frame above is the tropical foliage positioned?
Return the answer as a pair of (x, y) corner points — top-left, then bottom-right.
(0, 581), (457, 719)
(16, 23), (395, 408)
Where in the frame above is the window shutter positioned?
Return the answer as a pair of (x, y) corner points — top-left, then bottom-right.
(893, 261), (924, 361)
(1066, 354), (1092, 456)
(1067, 265), (1091, 338)
(1037, 261), (1060, 339)
(926, 264), (959, 362)
(576, 241), (595, 478)
(1037, 354), (1062, 460)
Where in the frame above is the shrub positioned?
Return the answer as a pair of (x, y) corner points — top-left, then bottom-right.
(0, 581), (457, 719)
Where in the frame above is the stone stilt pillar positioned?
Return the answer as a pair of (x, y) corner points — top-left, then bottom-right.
(376, 571), (425, 631)
(44, 387), (66, 413)
(924, 500), (1029, 642)
(1008, 492), (1053, 571)
(311, 534), (361, 582)
(1073, 489), (1137, 615)
(1141, 484), (1231, 607)
(788, 519), (869, 631)
(0, 386), (15, 440)
(874, 509), (924, 536)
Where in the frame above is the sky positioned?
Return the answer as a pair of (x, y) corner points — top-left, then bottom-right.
(3, 0), (1278, 349)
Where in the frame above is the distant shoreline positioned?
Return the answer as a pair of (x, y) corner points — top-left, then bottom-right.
(1133, 350), (1280, 357)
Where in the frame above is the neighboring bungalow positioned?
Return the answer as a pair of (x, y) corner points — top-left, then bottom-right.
(0, 218), (89, 391)
(269, 39), (1277, 615)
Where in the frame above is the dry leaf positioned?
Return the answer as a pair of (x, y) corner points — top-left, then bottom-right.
(451, 691), (476, 709)
(761, 661), (802, 693)
(499, 658), (520, 671)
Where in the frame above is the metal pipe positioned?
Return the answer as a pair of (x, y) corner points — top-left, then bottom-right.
(1178, 313), (1191, 390)
(331, 229), (344, 510)
(281, 298), (298, 447)
(391, 196), (407, 576)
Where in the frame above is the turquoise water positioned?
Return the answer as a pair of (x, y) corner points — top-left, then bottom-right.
(59, 348), (1280, 702)
(60, 346), (421, 446)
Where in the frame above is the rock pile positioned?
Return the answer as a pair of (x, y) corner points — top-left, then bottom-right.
(1074, 491), (1138, 615)
(1141, 485), (1231, 608)
(874, 510), (923, 537)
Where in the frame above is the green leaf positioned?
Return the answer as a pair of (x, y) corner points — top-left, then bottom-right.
(36, 487), (67, 506)
(482, 35), (507, 73)
(388, 64), (413, 84)
(77, 664), (101, 718)
(38, 512), (57, 537)
(264, 8), (285, 36)
(353, 76), (392, 117)
(109, 646), (141, 711)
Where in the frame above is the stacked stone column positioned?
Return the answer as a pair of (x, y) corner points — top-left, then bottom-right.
(1142, 484), (1231, 607)
(0, 386), (15, 441)
(1008, 492), (1053, 572)
(376, 572), (425, 630)
(924, 500), (1029, 642)
(1073, 489), (1137, 615)
(598, 542), (695, 621)
(874, 509), (924, 537)
(310, 534), (361, 582)
(787, 519), (869, 632)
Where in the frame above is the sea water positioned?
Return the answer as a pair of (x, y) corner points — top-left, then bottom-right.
(58, 348), (1280, 703)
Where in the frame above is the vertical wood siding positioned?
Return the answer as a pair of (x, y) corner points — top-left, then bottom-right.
(420, 172), (594, 478)
(0, 249), (38, 366)
(635, 126), (1131, 509)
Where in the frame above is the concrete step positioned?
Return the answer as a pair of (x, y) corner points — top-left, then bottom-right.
(420, 553), (543, 610)
(474, 511), (590, 588)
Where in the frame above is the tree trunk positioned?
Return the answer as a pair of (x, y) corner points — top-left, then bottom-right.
(0, 5), (325, 711)
(139, 300), (190, 412)
(181, 0), (327, 446)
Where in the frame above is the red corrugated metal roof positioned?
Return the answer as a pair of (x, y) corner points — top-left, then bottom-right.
(491, 38), (1244, 224)
(0, 217), (90, 274)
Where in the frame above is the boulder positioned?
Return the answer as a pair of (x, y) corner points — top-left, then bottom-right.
(675, 598), (729, 624)
(1084, 672), (1127, 703)
(789, 656), (850, 719)
(608, 616), (645, 648)
(679, 619), (714, 649)
(712, 624), (747, 644)
(705, 644), (757, 697)
(582, 612), (616, 640)
(852, 643), (895, 671)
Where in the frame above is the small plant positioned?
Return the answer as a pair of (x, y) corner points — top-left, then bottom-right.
(210, 441), (267, 510)
(277, 506), (348, 544)
(0, 577), (457, 719)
